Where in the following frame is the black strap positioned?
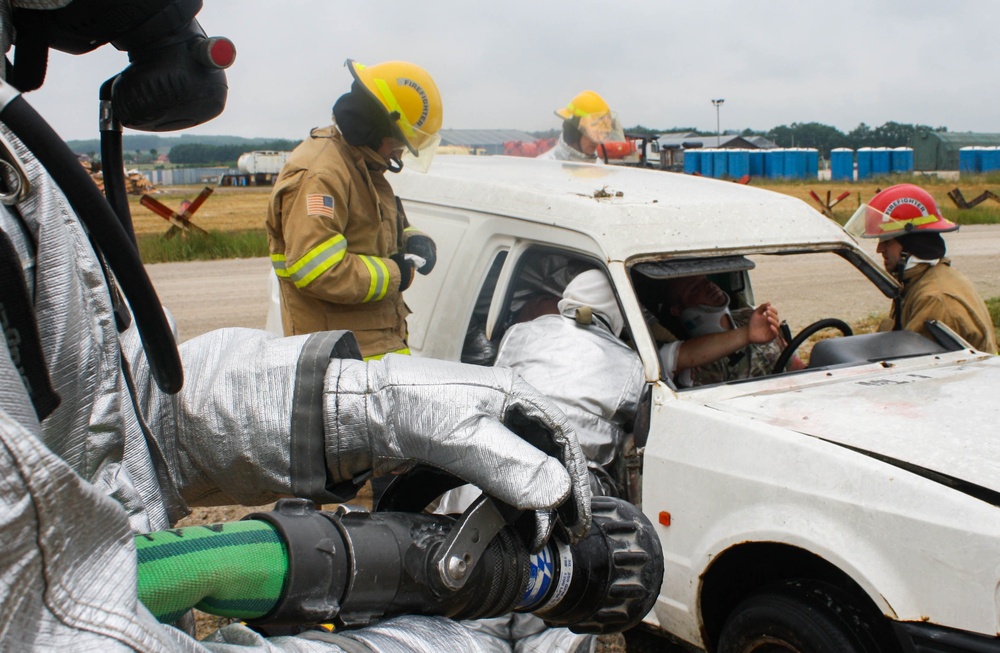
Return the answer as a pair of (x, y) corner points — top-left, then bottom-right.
(289, 330), (365, 503)
(892, 259), (907, 331)
(8, 9), (50, 92)
(0, 229), (60, 420)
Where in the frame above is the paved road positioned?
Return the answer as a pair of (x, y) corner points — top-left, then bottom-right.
(146, 225), (1000, 344)
(752, 224), (1000, 332)
(146, 256), (272, 342)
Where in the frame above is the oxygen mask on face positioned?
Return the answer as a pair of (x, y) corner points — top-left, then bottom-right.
(680, 291), (732, 337)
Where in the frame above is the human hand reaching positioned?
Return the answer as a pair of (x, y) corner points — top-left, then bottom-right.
(747, 302), (780, 344)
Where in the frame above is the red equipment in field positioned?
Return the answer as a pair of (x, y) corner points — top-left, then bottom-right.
(598, 140), (637, 160)
(504, 138), (557, 158)
(140, 186), (213, 238)
(808, 189), (851, 220)
(505, 141), (539, 157)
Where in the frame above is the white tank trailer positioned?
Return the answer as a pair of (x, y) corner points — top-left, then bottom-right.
(222, 150), (291, 186)
(236, 150), (290, 175)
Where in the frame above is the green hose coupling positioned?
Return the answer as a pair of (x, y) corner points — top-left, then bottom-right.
(243, 498), (350, 626)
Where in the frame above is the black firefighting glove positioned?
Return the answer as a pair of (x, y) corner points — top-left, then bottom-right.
(390, 253), (414, 291)
(404, 233), (437, 275)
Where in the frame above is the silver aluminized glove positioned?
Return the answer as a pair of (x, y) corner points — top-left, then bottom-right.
(325, 354), (592, 541)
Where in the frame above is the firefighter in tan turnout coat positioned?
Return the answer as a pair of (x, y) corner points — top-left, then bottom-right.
(267, 59), (442, 358)
(847, 183), (997, 354)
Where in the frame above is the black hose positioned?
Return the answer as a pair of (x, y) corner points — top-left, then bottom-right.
(0, 90), (183, 394)
(99, 76), (137, 246)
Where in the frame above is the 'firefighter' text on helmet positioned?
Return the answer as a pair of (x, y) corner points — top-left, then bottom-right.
(555, 90), (625, 146)
(845, 183), (958, 241)
(346, 59), (443, 172)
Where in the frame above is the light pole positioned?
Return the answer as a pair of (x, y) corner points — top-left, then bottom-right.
(711, 98), (725, 147)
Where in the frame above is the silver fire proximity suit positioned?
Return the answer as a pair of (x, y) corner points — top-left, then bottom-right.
(495, 271), (644, 469)
(438, 270), (642, 653)
(536, 134), (601, 164)
(0, 113), (590, 653)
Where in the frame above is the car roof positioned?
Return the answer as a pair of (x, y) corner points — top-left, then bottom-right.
(392, 155), (858, 261)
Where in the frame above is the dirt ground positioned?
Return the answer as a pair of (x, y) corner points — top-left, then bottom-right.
(146, 225), (1000, 345)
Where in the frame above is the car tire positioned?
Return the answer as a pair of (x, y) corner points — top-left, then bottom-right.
(717, 579), (890, 653)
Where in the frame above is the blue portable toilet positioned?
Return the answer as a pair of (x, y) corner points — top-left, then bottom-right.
(831, 148), (853, 181)
(891, 147), (914, 174)
(782, 148), (797, 178)
(784, 148), (807, 179)
(857, 148), (873, 180)
(871, 148), (891, 176)
(765, 149), (784, 178)
(959, 147), (981, 175)
(683, 149), (701, 175)
(712, 149), (729, 178)
(749, 150), (765, 177)
(701, 149), (715, 177)
(805, 149), (819, 180)
(728, 149), (750, 179)
(982, 147), (1000, 173)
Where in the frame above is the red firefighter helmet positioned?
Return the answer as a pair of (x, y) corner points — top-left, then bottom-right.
(845, 184), (958, 240)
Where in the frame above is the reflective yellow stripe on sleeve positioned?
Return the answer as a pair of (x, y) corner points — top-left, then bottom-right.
(359, 255), (390, 302)
(363, 348), (411, 361)
(270, 253), (290, 278)
(271, 234), (347, 288)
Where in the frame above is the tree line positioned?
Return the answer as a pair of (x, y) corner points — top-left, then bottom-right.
(167, 139), (301, 165)
(623, 121), (948, 158)
(756, 122), (947, 157)
(77, 121), (953, 166)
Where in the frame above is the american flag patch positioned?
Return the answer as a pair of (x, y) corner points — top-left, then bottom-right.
(307, 194), (334, 218)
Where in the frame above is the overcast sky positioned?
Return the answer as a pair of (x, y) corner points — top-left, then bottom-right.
(24, 0), (1000, 143)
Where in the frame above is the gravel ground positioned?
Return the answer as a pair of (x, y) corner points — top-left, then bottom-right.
(146, 225), (1000, 345)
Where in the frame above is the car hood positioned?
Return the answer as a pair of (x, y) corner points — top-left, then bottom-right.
(700, 354), (1000, 497)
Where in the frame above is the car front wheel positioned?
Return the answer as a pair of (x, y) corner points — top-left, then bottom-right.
(717, 579), (893, 653)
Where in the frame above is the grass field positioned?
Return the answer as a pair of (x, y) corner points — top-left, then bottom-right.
(130, 185), (271, 237)
(131, 171), (1000, 244)
(753, 172), (1000, 228)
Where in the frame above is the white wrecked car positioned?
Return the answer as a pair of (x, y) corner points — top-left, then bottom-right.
(269, 156), (1000, 653)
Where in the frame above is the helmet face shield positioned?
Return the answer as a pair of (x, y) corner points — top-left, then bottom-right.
(579, 111), (625, 145)
(845, 203), (892, 240)
(400, 130), (441, 173)
(845, 184), (958, 240)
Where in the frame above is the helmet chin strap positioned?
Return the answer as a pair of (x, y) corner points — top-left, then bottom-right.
(387, 155), (403, 173)
(893, 251), (911, 281)
(891, 251), (910, 330)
